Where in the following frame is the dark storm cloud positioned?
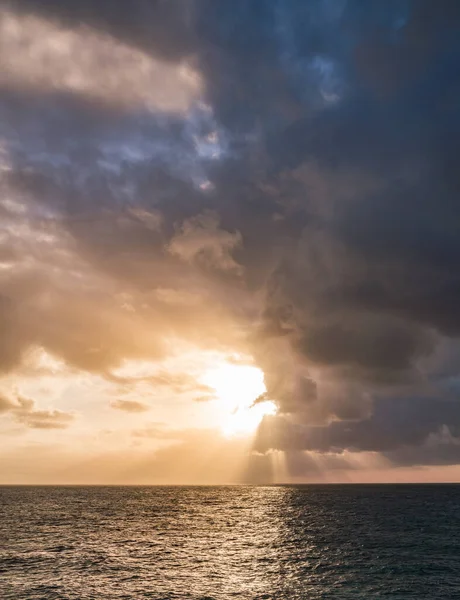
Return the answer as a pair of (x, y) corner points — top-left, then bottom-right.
(296, 316), (433, 376)
(0, 0), (460, 465)
(256, 396), (460, 455)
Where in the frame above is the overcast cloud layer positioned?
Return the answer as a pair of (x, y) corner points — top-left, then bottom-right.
(1, 0), (460, 480)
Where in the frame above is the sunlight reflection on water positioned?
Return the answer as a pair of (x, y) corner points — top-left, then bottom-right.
(1, 485), (460, 599)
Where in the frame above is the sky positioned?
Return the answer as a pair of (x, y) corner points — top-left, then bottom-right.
(1, 0), (460, 484)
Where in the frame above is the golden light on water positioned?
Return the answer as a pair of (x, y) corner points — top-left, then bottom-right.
(203, 364), (277, 437)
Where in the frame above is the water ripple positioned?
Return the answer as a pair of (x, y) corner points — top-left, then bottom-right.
(1, 485), (460, 599)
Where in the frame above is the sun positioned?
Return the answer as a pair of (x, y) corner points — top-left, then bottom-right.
(203, 364), (277, 437)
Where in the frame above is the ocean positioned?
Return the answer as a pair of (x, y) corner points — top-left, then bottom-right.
(1, 485), (459, 599)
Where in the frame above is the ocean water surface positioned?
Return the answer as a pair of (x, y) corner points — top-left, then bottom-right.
(1, 485), (459, 599)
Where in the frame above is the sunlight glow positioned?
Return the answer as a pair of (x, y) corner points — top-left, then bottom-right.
(203, 364), (277, 437)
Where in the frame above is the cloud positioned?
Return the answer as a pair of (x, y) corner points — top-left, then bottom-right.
(295, 316), (434, 379)
(110, 399), (150, 413)
(0, 393), (75, 429)
(255, 394), (460, 459)
(0, 7), (201, 113)
(168, 210), (243, 274)
(9, 0), (198, 62)
(0, 393), (15, 413)
(107, 364), (218, 404)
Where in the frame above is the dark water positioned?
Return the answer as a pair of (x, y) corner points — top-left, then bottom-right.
(1, 485), (459, 599)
